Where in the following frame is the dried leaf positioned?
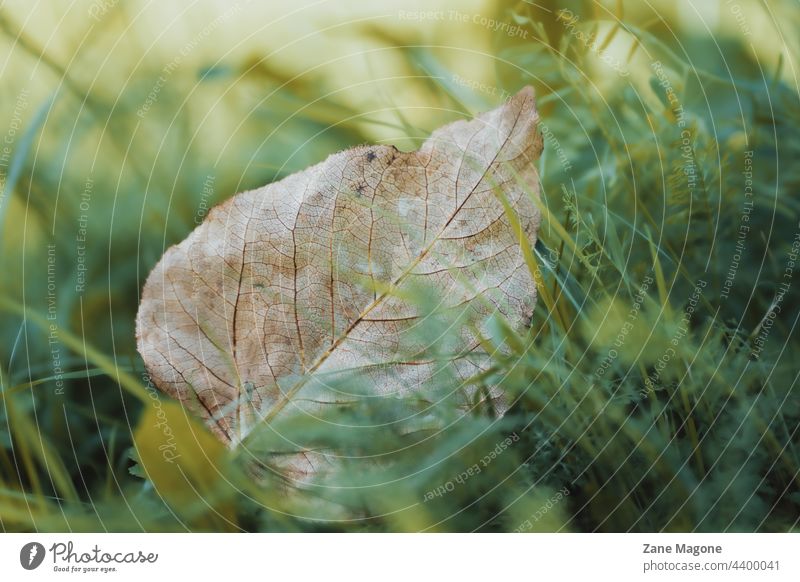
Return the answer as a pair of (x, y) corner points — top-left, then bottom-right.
(136, 87), (543, 463)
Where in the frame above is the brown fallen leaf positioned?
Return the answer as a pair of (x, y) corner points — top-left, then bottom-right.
(136, 86), (543, 469)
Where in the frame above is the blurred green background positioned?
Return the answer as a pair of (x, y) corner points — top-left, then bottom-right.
(1, 0), (798, 532)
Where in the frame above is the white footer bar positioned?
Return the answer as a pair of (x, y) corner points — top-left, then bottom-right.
(1, 533), (797, 581)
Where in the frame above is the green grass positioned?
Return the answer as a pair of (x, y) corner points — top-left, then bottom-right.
(0, 0), (798, 532)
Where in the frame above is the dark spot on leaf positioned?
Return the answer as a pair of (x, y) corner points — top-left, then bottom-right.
(242, 381), (256, 403)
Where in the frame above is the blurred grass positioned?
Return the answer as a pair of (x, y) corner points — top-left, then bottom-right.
(0, 0), (798, 531)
